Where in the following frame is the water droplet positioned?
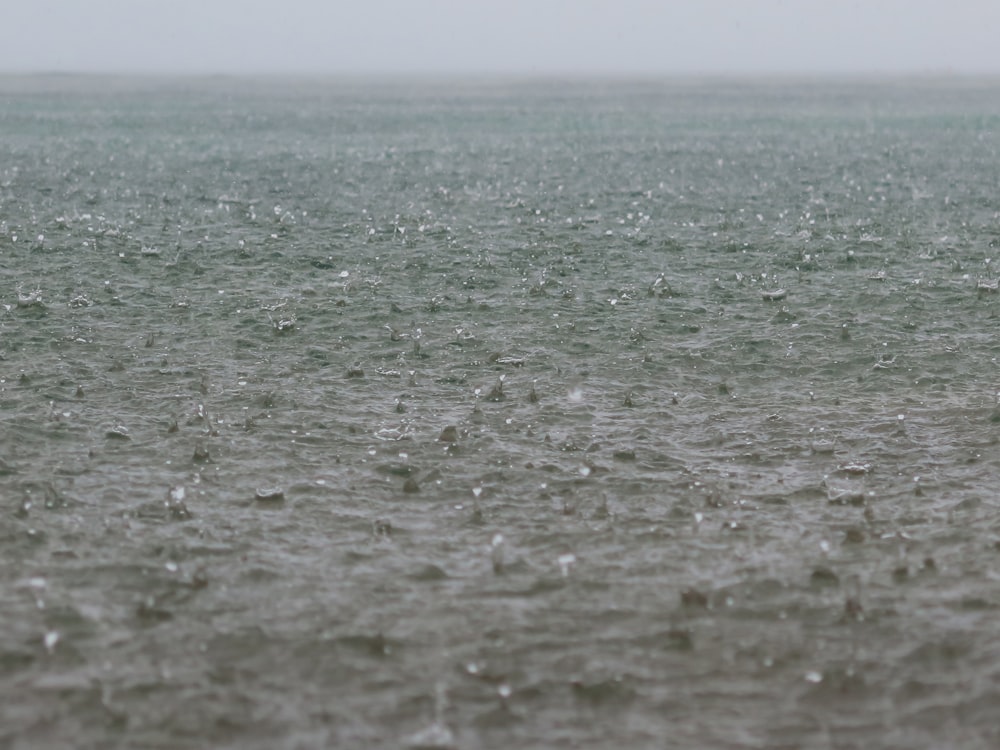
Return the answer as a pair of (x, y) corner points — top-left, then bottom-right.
(491, 534), (505, 574)
(558, 553), (576, 577)
(405, 722), (454, 750)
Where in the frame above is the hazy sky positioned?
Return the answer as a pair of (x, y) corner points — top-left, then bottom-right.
(4, 0), (999, 76)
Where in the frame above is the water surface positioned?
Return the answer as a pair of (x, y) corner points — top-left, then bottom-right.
(2, 75), (1000, 749)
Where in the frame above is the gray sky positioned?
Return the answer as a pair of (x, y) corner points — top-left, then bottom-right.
(4, 0), (999, 76)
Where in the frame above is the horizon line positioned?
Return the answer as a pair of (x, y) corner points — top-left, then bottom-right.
(3, 68), (1000, 81)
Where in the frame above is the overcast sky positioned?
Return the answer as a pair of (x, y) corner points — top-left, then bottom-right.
(3, 0), (999, 76)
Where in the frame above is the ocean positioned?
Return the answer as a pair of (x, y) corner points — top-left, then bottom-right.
(2, 74), (1000, 749)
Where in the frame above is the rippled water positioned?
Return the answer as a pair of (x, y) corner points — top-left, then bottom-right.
(3, 75), (1000, 749)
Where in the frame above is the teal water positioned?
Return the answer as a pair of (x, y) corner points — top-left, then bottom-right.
(2, 75), (1000, 749)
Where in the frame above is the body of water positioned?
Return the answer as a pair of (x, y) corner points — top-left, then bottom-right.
(2, 75), (1000, 749)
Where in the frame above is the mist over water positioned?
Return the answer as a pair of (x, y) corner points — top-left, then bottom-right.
(3, 75), (1000, 749)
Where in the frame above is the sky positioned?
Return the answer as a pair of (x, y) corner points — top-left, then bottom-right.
(3, 0), (999, 77)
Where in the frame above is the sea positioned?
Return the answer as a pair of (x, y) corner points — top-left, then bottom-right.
(2, 74), (1000, 749)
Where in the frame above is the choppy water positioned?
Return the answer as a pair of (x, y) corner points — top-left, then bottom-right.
(3, 74), (1000, 749)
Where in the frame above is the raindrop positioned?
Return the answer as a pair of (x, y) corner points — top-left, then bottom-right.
(105, 424), (130, 440)
(405, 683), (455, 750)
(693, 511), (704, 533)
(255, 487), (286, 503)
(192, 443), (211, 463)
(437, 426), (459, 443)
(491, 533), (505, 574)
(558, 553), (576, 577)
(486, 376), (504, 401)
(405, 722), (454, 750)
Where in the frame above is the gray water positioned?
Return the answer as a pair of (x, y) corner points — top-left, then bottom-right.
(3, 75), (1000, 749)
